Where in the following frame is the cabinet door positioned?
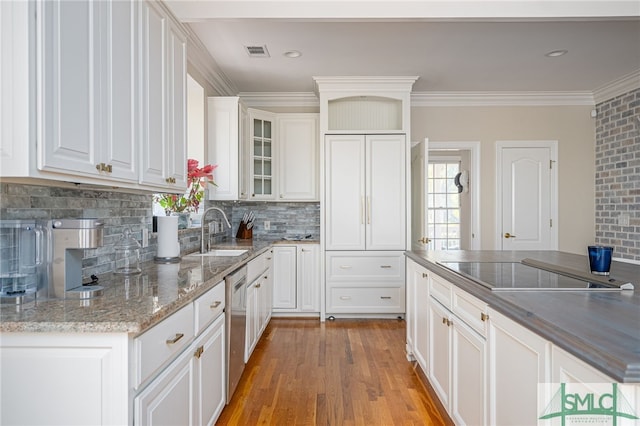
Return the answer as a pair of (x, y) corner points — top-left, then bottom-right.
(1, 333), (128, 426)
(428, 297), (451, 409)
(277, 114), (319, 201)
(139, 0), (167, 187)
(365, 134), (406, 250)
(249, 109), (276, 199)
(195, 315), (226, 426)
(451, 315), (487, 426)
(245, 280), (259, 362)
(134, 347), (196, 426)
(273, 246), (297, 310)
(100, 0), (138, 182)
(207, 97), (241, 200)
(166, 19), (187, 188)
(407, 260), (429, 372)
(488, 308), (550, 426)
(298, 244), (320, 312)
(39, 0), (100, 176)
(325, 134), (366, 250)
(260, 268), (273, 333)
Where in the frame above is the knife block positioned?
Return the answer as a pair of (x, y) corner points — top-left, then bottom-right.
(236, 222), (252, 239)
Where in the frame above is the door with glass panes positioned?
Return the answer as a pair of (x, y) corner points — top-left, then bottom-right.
(249, 109), (276, 199)
(427, 155), (463, 250)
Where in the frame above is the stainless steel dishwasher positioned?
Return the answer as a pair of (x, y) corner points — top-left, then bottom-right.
(225, 265), (247, 403)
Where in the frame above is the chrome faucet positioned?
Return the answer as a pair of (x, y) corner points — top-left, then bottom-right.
(201, 207), (231, 253)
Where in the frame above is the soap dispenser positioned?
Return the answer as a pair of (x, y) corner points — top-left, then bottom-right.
(114, 228), (142, 275)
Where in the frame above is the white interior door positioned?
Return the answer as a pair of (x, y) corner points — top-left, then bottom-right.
(499, 144), (556, 250)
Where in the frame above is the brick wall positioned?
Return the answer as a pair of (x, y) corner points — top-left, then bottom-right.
(594, 88), (640, 261)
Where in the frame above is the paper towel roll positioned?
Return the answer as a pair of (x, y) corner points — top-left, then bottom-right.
(156, 216), (180, 258)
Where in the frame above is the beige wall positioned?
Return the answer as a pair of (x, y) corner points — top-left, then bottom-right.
(411, 105), (596, 254)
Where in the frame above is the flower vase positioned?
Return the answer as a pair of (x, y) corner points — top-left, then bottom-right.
(172, 212), (190, 230)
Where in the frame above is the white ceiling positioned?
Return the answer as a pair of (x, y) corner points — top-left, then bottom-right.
(166, 1), (640, 96)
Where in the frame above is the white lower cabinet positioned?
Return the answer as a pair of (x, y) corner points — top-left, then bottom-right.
(273, 244), (321, 314)
(0, 280), (227, 426)
(488, 308), (550, 426)
(426, 273), (488, 426)
(405, 259), (429, 372)
(194, 314), (226, 426)
(326, 251), (405, 315)
(245, 250), (273, 362)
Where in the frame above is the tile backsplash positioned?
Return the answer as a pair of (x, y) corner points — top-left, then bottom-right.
(0, 183), (320, 279)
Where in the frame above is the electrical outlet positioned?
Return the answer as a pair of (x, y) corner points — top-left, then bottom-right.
(264, 221), (271, 230)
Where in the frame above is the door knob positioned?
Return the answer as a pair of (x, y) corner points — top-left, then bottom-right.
(504, 233), (516, 239)
(418, 237), (431, 244)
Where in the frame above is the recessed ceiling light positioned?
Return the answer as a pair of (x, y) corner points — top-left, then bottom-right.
(545, 49), (568, 57)
(283, 50), (302, 58)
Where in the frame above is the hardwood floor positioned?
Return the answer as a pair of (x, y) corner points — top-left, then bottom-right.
(216, 318), (450, 426)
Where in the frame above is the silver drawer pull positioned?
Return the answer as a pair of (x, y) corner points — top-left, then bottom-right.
(166, 333), (184, 345)
(380, 296), (392, 299)
(210, 301), (222, 309)
(380, 265), (392, 269)
(339, 296), (351, 300)
(339, 265), (352, 269)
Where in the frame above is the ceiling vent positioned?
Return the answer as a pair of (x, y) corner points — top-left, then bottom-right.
(244, 45), (270, 58)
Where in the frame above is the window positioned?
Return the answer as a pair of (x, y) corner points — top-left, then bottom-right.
(427, 160), (460, 250)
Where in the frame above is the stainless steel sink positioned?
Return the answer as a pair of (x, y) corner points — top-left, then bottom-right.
(188, 249), (248, 257)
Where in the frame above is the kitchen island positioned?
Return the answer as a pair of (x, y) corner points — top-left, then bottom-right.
(406, 249), (640, 426)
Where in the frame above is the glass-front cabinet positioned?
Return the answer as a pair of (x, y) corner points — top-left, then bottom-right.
(249, 109), (276, 199)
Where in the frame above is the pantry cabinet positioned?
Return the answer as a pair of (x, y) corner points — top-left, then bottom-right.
(325, 251), (405, 314)
(207, 97), (249, 200)
(325, 134), (406, 251)
(0, 0), (186, 191)
(272, 244), (321, 314)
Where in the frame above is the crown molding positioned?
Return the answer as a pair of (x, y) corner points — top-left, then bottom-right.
(183, 26), (237, 96)
(238, 92), (319, 108)
(593, 69), (640, 105)
(411, 91), (595, 107)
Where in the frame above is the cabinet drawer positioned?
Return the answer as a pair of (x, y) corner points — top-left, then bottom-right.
(247, 250), (272, 283)
(452, 286), (489, 337)
(327, 286), (404, 313)
(430, 274), (453, 308)
(326, 252), (404, 281)
(134, 303), (195, 388)
(194, 280), (226, 335)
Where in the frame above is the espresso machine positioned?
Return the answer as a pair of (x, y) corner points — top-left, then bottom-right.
(49, 219), (105, 299)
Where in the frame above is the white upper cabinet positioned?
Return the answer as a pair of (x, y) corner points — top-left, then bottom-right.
(39, 0), (138, 182)
(139, 0), (187, 190)
(207, 97), (249, 201)
(249, 109), (277, 200)
(325, 134), (406, 251)
(277, 114), (319, 201)
(0, 0), (186, 191)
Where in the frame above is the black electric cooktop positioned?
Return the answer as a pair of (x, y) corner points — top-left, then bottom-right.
(437, 261), (628, 291)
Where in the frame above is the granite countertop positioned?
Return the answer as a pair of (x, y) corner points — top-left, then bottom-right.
(0, 238), (318, 336)
(406, 250), (640, 383)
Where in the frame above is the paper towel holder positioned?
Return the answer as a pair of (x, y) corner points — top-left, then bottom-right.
(154, 216), (181, 263)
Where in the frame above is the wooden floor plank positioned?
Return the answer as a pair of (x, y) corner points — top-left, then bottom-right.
(216, 318), (450, 426)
